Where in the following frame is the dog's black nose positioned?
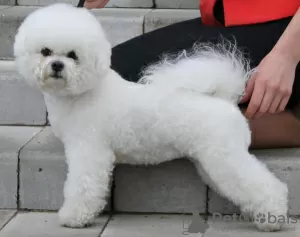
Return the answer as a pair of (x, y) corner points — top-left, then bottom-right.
(51, 61), (64, 72)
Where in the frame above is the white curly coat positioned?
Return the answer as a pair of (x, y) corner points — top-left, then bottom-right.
(14, 3), (288, 232)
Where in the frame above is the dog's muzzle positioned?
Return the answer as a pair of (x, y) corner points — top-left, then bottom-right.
(50, 61), (65, 79)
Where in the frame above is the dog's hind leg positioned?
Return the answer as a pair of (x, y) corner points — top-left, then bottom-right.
(188, 157), (218, 193)
(58, 139), (115, 228)
(189, 111), (288, 232)
(192, 147), (288, 232)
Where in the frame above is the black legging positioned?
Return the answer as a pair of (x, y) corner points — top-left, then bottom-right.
(111, 17), (300, 110)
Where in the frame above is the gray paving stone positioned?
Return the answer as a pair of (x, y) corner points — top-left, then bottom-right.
(0, 210), (16, 230)
(3, 213), (297, 237)
(205, 216), (300, 236)
(114, 159), (207, 213)
(208, 148), (300, 215)
(17, 0), (78, 6)
(0, 60), (14, 71)
(0, 6), (39, 60)
(17, 0), (153, 7)
(144, 9), (200, 33)
(106, 0), (153, 8)
(0, 0), (15, 5)
(208, 190), (239, 215)
(156, 0), (199, 9)
(0, 212), (109, 237)
(92, 8), (151, 47)
(19, 127), (65, 210)
(102, 214), (201, 237)
(19, 127), (111, 211)
(0, 6), (149, 59)
(0, 68), (47, 125)
(0, 126), (42, 208)
(103, 214), (300, 237)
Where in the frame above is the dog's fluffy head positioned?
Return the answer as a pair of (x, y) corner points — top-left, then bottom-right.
(14, 3), (111, 96)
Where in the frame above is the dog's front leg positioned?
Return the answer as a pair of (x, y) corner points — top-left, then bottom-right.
(58, 139), (115, 228)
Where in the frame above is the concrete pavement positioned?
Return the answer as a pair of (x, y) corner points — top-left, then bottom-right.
(1, 211), (300, 236)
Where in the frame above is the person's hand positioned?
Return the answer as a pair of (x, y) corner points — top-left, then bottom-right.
(240, 49), (297, 119)
(84, 0), (110, 9)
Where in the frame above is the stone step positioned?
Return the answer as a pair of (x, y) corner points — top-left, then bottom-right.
(0, 0), (200, 9)
(1, 211), (299, 236)
(0, 2), (14, 6)
(0, 211), (109, 237)
(17, 0), (154, 8)
(0, 61), (47, 125)
(1, 125), (300, 215)
(0, 6), (199, 59)
(0, 126), (42, 209)
(115, 148), (300, 215)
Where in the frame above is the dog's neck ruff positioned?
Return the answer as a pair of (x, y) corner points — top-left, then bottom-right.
(44, 69), (140, 135)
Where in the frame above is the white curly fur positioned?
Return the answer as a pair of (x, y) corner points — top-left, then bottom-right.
(14, 3), (288, 232)
(139, 41), (254, 104)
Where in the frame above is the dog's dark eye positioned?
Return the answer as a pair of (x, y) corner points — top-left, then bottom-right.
(41, 47), (52, 57)
(67, 51), (78, 60)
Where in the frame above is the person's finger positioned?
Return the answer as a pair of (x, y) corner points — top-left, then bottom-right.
(268, 93), (283, 113)
(244, 80), (265, 118)
(259, 84), (277, 113)
(277, 85), (293, 112)
(239, 75), (256, 104)
(84, 1), (101, 8)
(277, 95), (290, 112)
(84, 1), (98, 8)
(254, 111), (264, 118)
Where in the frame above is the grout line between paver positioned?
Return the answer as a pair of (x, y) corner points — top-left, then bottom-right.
(45, 110), (49, 125)
(16, 126), (46, 209)
(205, 185), (209, 222)
(98, 215), (113, 237)
(143, 9), (154, 34)
(0, 210), (18, 232)
(142, 11), (147, 34)
(0, 124), (47, 127)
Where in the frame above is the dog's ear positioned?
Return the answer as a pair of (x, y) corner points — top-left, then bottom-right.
(93, 37), (112, 75)
(95, 49), (111, 76)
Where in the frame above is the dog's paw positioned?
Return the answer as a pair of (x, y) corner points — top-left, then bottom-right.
(249, 181), (288, 232)
(58, 202), (96, 228)
(253, 216), (282, 232)
(252, 211), (286, 232)
(242, 201), (287, 232)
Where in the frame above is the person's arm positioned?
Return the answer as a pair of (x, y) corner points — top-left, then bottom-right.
(84, 0), (110, 9)
(241, 8), (300, 118)
(273, 7), (300, 64)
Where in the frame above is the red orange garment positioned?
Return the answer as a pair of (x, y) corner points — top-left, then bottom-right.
(200, 0), (300, 26)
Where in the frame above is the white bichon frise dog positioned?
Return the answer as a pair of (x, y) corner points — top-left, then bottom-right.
(14, 3), (288, 231)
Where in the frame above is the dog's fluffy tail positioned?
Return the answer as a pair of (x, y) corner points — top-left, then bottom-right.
(138, 41), (255, 104)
